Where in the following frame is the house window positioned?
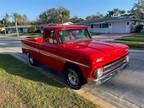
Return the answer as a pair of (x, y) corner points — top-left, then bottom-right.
(99, 23), (109, 28)
(94, 24), (100, 28)
(91, 24), (94, 28)
(109, 23), (111, 26)
(91, 23), (109, 28)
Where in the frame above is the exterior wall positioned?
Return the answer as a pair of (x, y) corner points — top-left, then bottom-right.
(111, 21), (130, 33)
(89, 20), (133, 34)
(89, 28), (110, 33)
(2, 27), (29, 34)
(0, 25), (32, 34)
(88, 23), (112, 33)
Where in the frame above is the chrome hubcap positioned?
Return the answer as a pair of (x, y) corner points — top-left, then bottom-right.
(29, 55), (34, 64)
(68, 69), (79, 86)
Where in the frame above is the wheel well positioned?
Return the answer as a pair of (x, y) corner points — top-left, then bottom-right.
(63, 62), (80, 72)
(63, 62), (86, 83)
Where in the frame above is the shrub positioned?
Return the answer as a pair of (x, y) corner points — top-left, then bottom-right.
(134, 24), (144, 33)
(28, 26), (36, 33)
(34, 29), (41, 33)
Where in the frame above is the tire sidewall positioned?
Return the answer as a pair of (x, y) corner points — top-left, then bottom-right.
(65, 67), (82, 89)
(28, 53), (37, 66)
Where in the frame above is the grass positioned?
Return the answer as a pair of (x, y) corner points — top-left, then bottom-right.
(116, 33), (144, 49)
(116, 33), (144, 42)
(117, 41), (144, 49)
(0, 54), (98, 108)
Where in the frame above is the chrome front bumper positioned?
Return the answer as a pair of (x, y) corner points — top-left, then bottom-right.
(95, 62), (129, 85)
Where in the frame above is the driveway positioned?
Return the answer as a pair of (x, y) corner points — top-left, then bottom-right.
(0, 37), (144, 108)
(92, 33), (130, 41)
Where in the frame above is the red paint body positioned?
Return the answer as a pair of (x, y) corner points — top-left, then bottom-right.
(21, 25), (129, 80)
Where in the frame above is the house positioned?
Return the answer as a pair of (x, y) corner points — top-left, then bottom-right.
(0, 25), (32, 34)
(79, 15), (144, 33)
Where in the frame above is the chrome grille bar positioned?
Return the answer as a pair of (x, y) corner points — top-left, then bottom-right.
(103, 56), (127, 73)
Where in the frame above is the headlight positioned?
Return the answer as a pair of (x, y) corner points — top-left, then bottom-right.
(93, 68), (104, 78)
(97, 68), (104, 77)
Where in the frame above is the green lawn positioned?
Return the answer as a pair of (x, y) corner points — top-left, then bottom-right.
(0, 54), (98, 108)
(117, 41), (144, 48)
(116, 33), (144, 42)
(116, 33), (144, 48)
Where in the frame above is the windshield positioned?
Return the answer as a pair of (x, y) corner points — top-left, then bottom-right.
(58, 29), (91, 43)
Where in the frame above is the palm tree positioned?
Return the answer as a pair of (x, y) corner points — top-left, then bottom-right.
(105, 11), (114, 18)
(22, 15), (28, 24)
(12, 13), (23, 25)
(130, 0), (144, 19)
(58, 7), (70, 23)
(12, 13), (22, 37)
(2, 13), (9, 27)
(12, 13), (28, 37)
(105, 8), (126, 18)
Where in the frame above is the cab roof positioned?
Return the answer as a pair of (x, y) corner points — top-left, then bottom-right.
(43, 24), (88, 30)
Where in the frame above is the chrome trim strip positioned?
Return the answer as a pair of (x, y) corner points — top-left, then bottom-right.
(103, 56), (127, 72)
(95, 62), (128, 84)
(23, 44), (39, 52)
(23, 44), (90, 68)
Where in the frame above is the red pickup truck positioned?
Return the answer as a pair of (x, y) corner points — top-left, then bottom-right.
(21, 25), (129, 89)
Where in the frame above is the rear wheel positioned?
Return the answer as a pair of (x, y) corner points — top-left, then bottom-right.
(65, 66), (85, 89)
(28, 53), (38, 66)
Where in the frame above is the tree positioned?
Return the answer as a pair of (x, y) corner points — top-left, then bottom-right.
(22, 14), (28, 24)
(12, 13), (28, 25)
(134, 24), (144, 32)
(105, 8), (126, 18)
(1, 13), (10, 27)
(86, 12), (103, 20)
(38, 7), (70, 24)
(130, 0), (144, 19)
(70, 16), (84, 23)
(59, 7), (70, 23)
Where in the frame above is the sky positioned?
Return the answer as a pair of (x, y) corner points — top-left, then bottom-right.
(0, 0), (136, 21)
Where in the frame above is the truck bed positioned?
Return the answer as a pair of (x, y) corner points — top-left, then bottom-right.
(21, 37), (44, 54)
(24, 37), (44, 43)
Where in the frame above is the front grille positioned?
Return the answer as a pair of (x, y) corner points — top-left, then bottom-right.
(103, 56), (127, 73)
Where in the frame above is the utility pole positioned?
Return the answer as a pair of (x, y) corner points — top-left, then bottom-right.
(4, 27), (6, 36)
(61, 12), (64, 24)
(2, 18), (7, 36)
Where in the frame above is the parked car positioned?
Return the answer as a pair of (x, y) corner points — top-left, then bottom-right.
(21, 24), (129, 89)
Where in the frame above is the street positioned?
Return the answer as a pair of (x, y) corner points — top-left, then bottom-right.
(0, 37), (144, 108)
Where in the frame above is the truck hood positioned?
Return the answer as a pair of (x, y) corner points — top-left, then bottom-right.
(63, 39), (128, 64)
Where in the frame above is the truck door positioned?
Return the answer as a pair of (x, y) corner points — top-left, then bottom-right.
(39, 30), (64, 71)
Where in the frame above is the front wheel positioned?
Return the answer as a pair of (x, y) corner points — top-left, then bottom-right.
(65, 67), (84, 89)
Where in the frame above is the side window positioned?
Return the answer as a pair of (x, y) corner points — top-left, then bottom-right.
(58, 31), (63, 43)
(50, 31), (54, 37)
(47, 31), (57, 44)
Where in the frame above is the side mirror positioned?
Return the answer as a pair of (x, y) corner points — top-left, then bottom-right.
(45, 38), (49, 42)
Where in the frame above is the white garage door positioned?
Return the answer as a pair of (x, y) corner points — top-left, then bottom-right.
(111, 21), (127, 33)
